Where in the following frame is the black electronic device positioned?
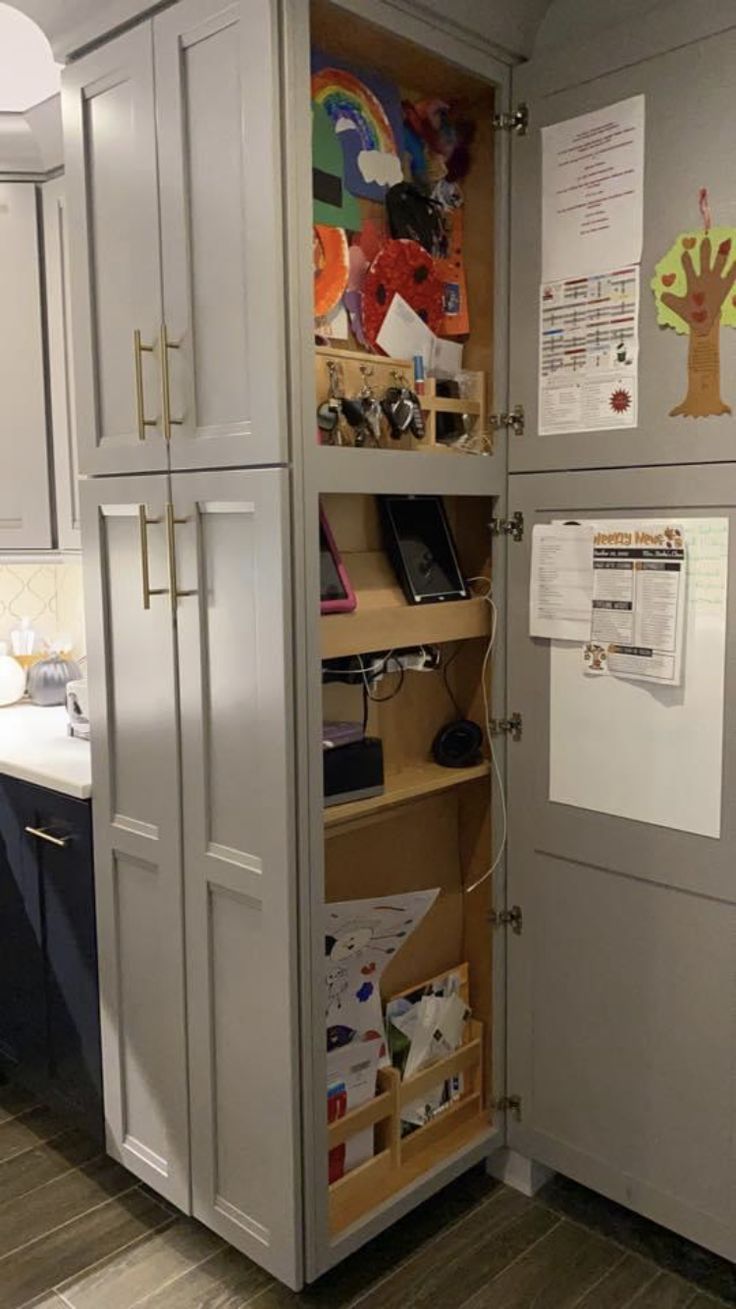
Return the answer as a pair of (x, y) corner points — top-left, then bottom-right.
(379, 495), (469, 605)
(323, 736), (384, 807)
(432, 719), (484, 769)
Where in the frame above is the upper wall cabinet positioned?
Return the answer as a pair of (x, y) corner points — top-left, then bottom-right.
(42, 178), (81, 551)
(510, 25), (736, 472)
(0, 183), (53, 550)
(63, 0), (286, 479)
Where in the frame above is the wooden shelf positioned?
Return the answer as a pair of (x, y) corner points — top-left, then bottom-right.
(324, 761), (490, 832)
(322, 596), (490, 659)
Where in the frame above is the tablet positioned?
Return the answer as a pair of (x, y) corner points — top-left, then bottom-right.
(379, 495), (469, 605)
(320, 508), (357, 614)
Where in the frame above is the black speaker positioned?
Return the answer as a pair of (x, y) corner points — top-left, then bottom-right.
(432, 720), (483, 769)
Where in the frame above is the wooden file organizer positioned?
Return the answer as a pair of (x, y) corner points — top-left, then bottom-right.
(328, 1016), (485, 1234)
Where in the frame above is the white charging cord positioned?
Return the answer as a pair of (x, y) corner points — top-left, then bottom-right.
(462, 577), (508, 895)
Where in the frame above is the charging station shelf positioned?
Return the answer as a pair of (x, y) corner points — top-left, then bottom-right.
(324, 760), (491, 833)
(321, 596), (490, 660)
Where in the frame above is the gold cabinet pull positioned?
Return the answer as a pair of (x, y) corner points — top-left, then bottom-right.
(133, 330), (157, 441)
(25, 826), (70, 849)
(165, 502), (198, 612)
(139, 505), (169, 610)
(160, 324), (183, 442)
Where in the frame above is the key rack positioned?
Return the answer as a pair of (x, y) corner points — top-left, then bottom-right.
(315, 346), (489, 454)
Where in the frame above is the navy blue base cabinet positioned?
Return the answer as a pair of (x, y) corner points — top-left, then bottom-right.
(0, 775), (103, 1141)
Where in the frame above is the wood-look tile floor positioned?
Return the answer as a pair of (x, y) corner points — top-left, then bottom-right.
(0, 1083), (734, 1309)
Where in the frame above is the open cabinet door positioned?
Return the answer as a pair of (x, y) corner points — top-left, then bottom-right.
(505, 466), (736, 1260)
(171, 468), (302, 1288)
(509, 20), (736, 473)
(505, 16), (736, 1258)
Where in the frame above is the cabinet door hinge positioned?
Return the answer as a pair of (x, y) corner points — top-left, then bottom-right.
(490, 512), (524, 543)
(489, 404), (524, 436)
(490, 712), (522, 741)
(492, 104), (529, 136)
(494, 1094), (523, 1120)
(489, 905), (523, 935)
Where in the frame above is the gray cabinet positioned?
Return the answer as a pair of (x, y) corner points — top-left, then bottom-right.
(0, 183), (52, 549)
(63, 0), (286, 479)
(42, 177), (81, 551)
(505, 466), (736, 1263)
(81, 467), (301, 1283)
(510, 24), (736, 472)
(81, 473), (188, 1206)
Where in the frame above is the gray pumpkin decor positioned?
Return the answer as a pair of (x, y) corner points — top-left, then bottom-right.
(27, 654), (82, 707)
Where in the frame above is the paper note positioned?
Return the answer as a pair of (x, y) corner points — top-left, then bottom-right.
(539, 266), (639, 435)
(376, 292), (435, 366)
(325, 889), (439, 1063)
(542, 95), (644, 281)
(327, 1039), (381, 1182)
(549, 518), (729, 837)
(432, 336), (464, 376)
(584, 522), (686, 685)
(530, 523), (595, 640)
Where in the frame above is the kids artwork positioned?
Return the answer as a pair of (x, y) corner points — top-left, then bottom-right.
(312, 102), (361, 232)
(651, 190), (736, 418)
(312, 52), (404, 202)
(325, 889), (439, 1063)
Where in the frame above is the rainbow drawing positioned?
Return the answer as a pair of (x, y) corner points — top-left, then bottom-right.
(311, 61), (404, 201)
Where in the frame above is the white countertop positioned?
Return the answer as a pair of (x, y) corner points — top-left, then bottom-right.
(0, 703), (92, 799)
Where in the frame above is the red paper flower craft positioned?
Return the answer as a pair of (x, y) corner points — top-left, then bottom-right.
(362, 238), (444, 349)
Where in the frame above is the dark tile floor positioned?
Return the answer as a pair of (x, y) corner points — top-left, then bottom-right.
(0, 1079), (732, 1309)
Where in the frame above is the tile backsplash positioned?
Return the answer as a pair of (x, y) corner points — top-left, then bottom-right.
(0, 562), (85, 659)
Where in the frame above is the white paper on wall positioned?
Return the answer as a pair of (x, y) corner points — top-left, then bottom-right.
(542, 95), (644, 281)
(549, 518), (729, 838)
(538, 266), (639, 435)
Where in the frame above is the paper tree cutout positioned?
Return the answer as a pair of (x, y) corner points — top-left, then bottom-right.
(652, 227), (736, 417)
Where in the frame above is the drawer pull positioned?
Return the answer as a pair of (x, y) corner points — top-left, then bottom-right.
(24, 826), (70, 848)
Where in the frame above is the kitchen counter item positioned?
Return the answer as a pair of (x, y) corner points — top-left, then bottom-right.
(0, 703), (91, 798)
(27, 654), (82, 706)
(0, 644), (25, 706)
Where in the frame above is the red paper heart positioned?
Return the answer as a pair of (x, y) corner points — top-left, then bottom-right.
(693, 291), (705, 306)
(682, 237), (697, 249)
(692, 309), (708, 323)
(661, 273), (676, 287)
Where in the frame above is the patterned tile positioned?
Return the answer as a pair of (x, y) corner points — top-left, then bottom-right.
(0, 564), (85, 658)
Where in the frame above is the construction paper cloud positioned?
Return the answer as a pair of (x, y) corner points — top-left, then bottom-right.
(357, 148), (403, 188)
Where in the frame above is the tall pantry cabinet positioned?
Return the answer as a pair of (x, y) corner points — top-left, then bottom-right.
(65, 0), (303, 1283)
(66, 0), (510, 1291)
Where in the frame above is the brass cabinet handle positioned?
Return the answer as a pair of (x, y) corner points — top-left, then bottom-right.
(139, 505), (169, 610)
(133, 330), (157, 441)
(25, 826), (70, 849)
(165, 502), (198, 612)
(160, 324), (183, 442)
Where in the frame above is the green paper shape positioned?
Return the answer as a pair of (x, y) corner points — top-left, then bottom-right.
(312, 102), (361, 232)
(651, 226), (736, 333)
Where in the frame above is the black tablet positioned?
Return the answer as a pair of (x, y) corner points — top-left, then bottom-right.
(379, 495), (469, 605)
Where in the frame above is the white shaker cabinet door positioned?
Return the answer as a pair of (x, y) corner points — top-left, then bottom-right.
(0, 183), (52, 549)
(42, 178), (80, 551)
(81, 475), (190, 1211)
(154, 0), (287, 470)
(172, 469), (301, 1286)
(63, 26), (166, 477)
